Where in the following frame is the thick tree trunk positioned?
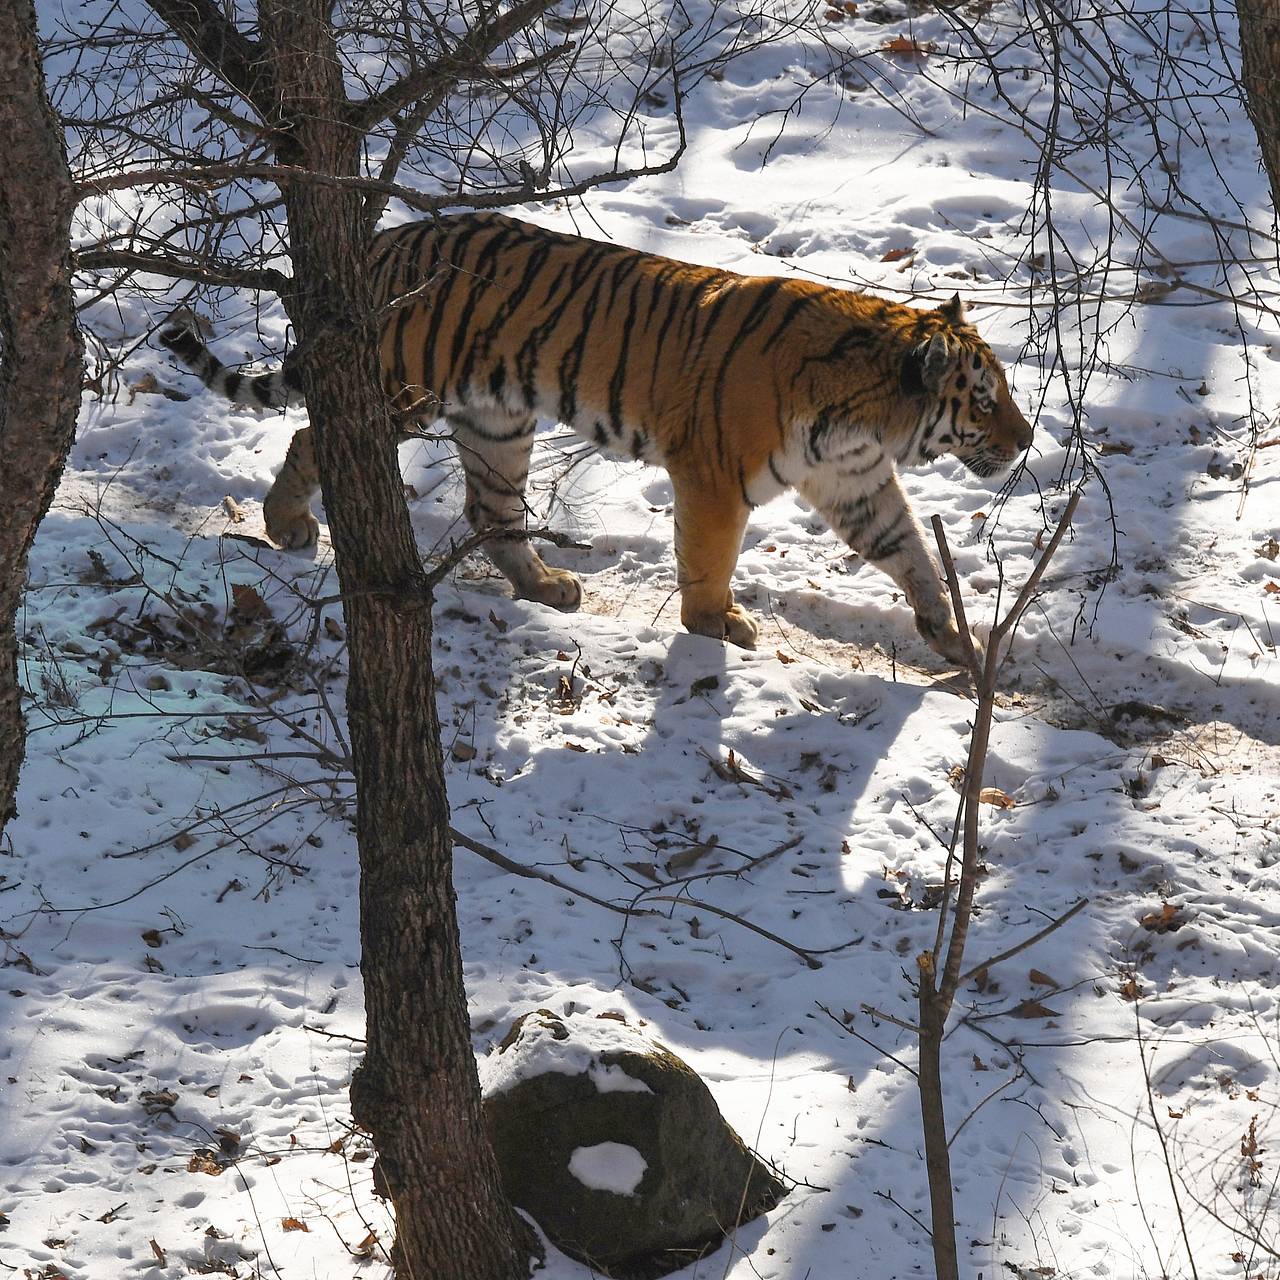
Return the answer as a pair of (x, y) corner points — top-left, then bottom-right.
(0, 0), (84, 839)
(253, 5), (535, 1276)
(1237, 0), (1280, 215)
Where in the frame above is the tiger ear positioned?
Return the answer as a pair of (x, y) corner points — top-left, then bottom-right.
(902, 333), (956, 395)
(939, 293), (966, 326)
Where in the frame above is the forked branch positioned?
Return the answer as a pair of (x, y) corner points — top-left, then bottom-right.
(914, 489), (1084, 1280)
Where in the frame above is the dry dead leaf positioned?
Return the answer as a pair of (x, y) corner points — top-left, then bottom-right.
(881, 34), (936, 58)
(666, 840), (718, 873)
(1120, 976), (1142, 1002)
(1263, 581), (1280, 596)
(187, 1151), (225, 1176)
(1140, 901), (1188, 933)
(775, 649), (797, 664)
(1009, 998), (1059, 1019)
(1098, 440), (1134, 456)
(281, 1217), (309, 1233)
(978, 786), (1016, 810)
(880, 246), (915, 262)
(1028, 967), (1059, 988)
(230, 582), (270, 621)
(451, 741), (477, 762)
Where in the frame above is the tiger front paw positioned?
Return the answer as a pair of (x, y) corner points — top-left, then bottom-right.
(684, 604), (760, 650)
(517, 567), (583, 612)
(918, 612), (981, 672)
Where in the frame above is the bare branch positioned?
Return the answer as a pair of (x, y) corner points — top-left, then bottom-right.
(143, 0), (265, 112)
(75, 245), (290, 293)
(347, 0), (560, 132)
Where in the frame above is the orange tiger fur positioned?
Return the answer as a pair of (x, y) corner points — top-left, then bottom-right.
(159, 211), (1033, 662)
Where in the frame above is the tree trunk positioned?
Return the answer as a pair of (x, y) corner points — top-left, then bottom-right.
(1237, 0), (1280, 216)
(0, 0), (84, 839)
(253, 5), (535, 1276)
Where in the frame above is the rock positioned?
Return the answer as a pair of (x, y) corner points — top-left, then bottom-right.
(481, 1009), (785, 1278)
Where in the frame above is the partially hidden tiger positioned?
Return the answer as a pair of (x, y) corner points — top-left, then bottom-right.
(158, 211), (1033, 665)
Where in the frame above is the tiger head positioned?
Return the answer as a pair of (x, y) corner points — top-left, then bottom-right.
(902, 296), (1033, 478)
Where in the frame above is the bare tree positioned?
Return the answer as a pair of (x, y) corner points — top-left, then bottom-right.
(1236, 1), (1280, 218)
(46, 0), (793, 1274)
(916, 494), (1081, 1280)
(0, 0), (84, 840)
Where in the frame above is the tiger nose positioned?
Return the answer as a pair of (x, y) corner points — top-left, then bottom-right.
(1012, 410), (1034, 453)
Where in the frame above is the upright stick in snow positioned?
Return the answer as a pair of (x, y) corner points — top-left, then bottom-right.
(916, 491), (1081, 1280)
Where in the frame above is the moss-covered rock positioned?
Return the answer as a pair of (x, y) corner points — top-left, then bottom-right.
(481, 1009), (786, 1278)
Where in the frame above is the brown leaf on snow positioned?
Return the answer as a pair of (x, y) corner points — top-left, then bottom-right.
(1141, 901), (1189, 933)
(1263, 581), (1280, 595)
(978, 786), (1016, 810)
(775, 649), (797, 664)
(187, 1150), (225, 1176)
(881, 34), (936, 58)
(1009, 999), (1060, 1020)
(230, 582), (270, 621)
(282, 1217), (310, 1232)
(880, 246), (915, 262)
(1120, 976), (1143, 1002)
(666, 839), (719, 873)
(1028, 968), (1059, 988)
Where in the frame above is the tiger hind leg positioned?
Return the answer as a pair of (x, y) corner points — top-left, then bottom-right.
(448, 410), (582, 611)
(262, 425), (322, 549)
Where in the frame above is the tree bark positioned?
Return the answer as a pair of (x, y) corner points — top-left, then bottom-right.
(0, 0), (84, 839)
(251, 4), (536, 1276)
(1237, 0), (1280, 216)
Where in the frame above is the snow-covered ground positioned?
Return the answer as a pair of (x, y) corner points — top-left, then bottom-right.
(4, 1), (1279, 1277)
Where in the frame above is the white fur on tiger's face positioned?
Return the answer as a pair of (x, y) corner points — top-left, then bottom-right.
(158, 212), (1032, 665)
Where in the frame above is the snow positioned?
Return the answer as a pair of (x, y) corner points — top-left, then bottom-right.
(567, 1143), (649, 1197)
(479, 1010), (655, 1096)
(4, 0), (1280, 1277)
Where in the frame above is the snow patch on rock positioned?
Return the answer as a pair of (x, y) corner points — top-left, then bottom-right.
(567, 1142), (648, 1196)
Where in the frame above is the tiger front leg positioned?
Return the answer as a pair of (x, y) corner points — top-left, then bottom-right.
(450, 412), (582, 611)
(671, 478), (758, 648)
(263, 426), (322, 549)
(806, 469), (979, 668)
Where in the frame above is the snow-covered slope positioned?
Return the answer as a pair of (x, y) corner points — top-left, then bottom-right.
(3, 1), (1278, 1277)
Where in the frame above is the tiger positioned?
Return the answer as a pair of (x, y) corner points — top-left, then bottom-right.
(158, 210), (1033, 665)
